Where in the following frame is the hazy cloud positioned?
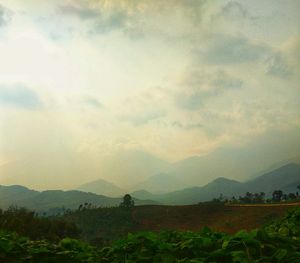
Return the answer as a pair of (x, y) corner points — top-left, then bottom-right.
(58, 2), (129, 35)
(55, 0), (210, 38)
(215, 1), (254, 21)
(121, 109), (166, 126)
(0, 4), (11, 26)
(84, 97), (104, 108)
(0, 0), (299, 189)
(119, 88), (168, 126)
(171, 121), (204, 130)
(265, 53), (291, 78)
(59, 4), (100, 20)
(0, 84), (42, 109)
(92, 10), (128, 34)
(199, 35), (267, 64)
(177, 70), (243, 110)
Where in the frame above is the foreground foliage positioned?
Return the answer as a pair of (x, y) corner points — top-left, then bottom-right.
(0, 206), (80, 242)
(0, 207), (300, 262)
(64, 206), (137, 243)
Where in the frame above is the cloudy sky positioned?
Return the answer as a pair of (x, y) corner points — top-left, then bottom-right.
(0, 0), (299, 190)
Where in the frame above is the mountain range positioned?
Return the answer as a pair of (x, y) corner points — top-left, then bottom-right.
(0, 185), (157, 213)
(73, 152), (300, 196)
(0, 163), (299, 210)
(3, 131), (300, 192)
(77, 178), (126, 197)
(131, 163), (300, 205)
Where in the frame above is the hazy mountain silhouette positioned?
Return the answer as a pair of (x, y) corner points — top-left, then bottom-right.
(92, 150), (170, 189)
(149, 177), (244, 205)
(245, 163), (300, 195)
(0, 185), (158, 212)
(1, 163), (299, 209)
(131, 163), (300, 204)
(168, 147), (297, 188)
(128, 142), (300, 194)
(77, 178), (125, 197)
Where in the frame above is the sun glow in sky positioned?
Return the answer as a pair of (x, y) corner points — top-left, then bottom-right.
(0, 0), (299, 190)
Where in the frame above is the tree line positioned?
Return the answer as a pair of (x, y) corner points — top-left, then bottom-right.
(213, 184), (300, 204)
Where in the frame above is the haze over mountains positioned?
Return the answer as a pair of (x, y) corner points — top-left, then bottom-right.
(78, 162), (300, 205)
(73, 129), (300, 196)
(132, 163), (300, 205)
(0, 185), (157, 213)
(77, 148), (300, 195)
(77, 178), (126, 197)
(0, 1), (299, 202)
(1, 163), (299, 211)
(2, 128), (300, 192)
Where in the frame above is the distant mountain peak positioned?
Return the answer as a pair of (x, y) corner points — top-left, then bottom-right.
(132, 189), (154, 195)
(277, 162), (299, 169)
(0, 184), (33, 192)
(208, 177), (241, 185)
(77, 178), (125, 197)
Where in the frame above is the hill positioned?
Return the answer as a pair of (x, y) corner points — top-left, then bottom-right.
(152, 177), (244, 205)
(245, 163), (300, 195)
(167, 144), (297, 187)
(0, 185), (40, 206)
(77, 178), (125, 197)
(131, 163), (300, 204)
(0, 185), (158, 213)
(128, 147), (300, 193)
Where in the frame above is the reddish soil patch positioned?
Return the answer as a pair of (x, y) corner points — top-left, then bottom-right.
(132, 203), (299, 234)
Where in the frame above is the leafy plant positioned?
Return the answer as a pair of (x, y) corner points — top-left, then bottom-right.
(0, 207), (299, 262)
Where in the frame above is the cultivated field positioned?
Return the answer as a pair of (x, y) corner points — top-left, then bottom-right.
(132, 203), (300, 234)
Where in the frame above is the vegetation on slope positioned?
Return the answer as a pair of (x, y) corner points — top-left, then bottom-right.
(0, 206), (80, 242)
(0, 185), (158, 214)
(64, 206), (137, 244)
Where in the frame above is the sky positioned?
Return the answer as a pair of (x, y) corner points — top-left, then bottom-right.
(0, 0), (299, 190)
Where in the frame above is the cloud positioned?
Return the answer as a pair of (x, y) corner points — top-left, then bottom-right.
(265, 53), (291, 78)
(0, 0), (299, 187)
(287, 35), (300, 71)
(118, 88), (168, 126)
(58, 2), (129, 35)
(215, 1), (254, 21)
(84, 97), (104, 108)
(59, 3), (100, 20)
(55, 0), (210, 38)
(0, 84), (42, 110)
(199, 35), (267, 64)
(121, 109), (166, 126)
(92, 10), (128, 34)
(0, 4), (12, 26)
(177, 70), (243, 110)
(171, 121), (204, 130)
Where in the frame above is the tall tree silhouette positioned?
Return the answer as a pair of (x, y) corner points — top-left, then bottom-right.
(272, 190), (283, 202)
(120, 194), (135, 208)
